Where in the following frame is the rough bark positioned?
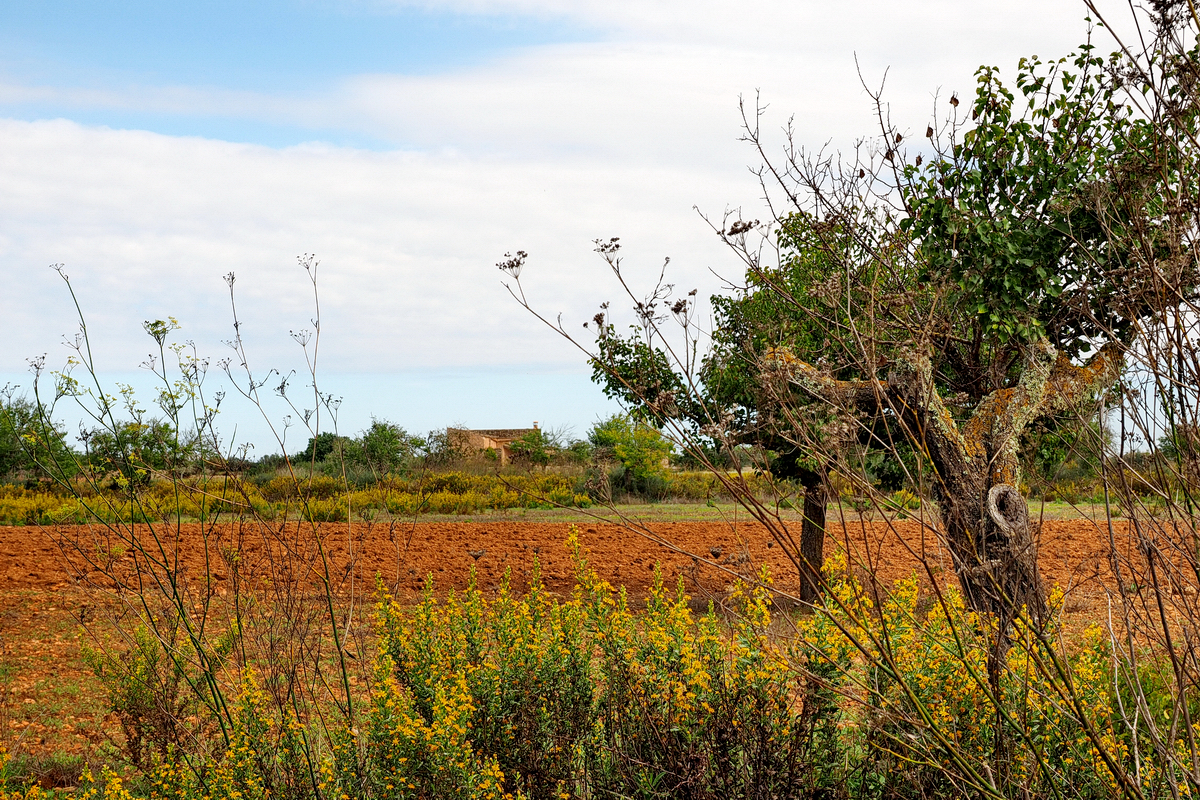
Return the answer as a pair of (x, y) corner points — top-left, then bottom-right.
(984, 484), (1042, 620)
(797, 467), (829, 604)
(770, 339), (1121, 623)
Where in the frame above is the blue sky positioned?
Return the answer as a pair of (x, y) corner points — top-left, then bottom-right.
(0, 1), (594, 147)
(0, 0), (1110, 452)
(0, 1), (585, 85)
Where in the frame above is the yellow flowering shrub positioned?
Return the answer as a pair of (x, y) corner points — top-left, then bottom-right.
(75, 769), (136, 800)
(77, 526), (1199, 799)
(0, 470), (604, 524)
(360, 529), (809, 798)
(791, 553), (1148, 798)
(371, 559), (589, 799)
(337, 661), (519, 800)
(0, 750), (42, 800)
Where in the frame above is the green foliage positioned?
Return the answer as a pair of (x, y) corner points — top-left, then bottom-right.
(297, 432), (345, 466)
(588, 35), (1200, 509)
(589, 326), (699, 427)
(1021, 414), (1105, 489)
(1159, 422), (1199, 466)
(417, 428), (462, 468)
(798, 562), (1144, 797)
(588, 414), (672, 495)
(84, 419), (193, 487)
(372, 568), (590, 799)
(903, 48), (1196, 358)
(508, 428), (554, 470)
(347, 535), (810, 799)
(564, 439), (592, 464)
(293, 420), (424, 478)
(84, 619), (236, 772)
(0, 393), (78, 483)
(345, 418), (422, 476)
(588, 219), (863, 469)
(78, 528), (1200, 800)
(0, 470), (607, 525)
(709, 213), (887, 471)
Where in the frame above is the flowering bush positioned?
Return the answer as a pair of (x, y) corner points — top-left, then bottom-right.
(73, 530), (1194, 800)
(793, 554), (1143, 798)
(338, 533), (810, 799)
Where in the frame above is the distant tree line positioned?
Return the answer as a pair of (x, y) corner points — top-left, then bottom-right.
(0, 390), (706, 501)
(1, 383), (1126, 507)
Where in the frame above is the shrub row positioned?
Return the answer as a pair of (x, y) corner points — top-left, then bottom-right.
(0, 470), (787, 525)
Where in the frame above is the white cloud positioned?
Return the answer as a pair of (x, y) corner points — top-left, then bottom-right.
(383, 0), (1090, 56)
(1, 0), (1118, 389)
(0, 118), (744, 377)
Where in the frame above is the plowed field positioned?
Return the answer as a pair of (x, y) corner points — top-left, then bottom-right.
(0, 516), (1130, 601)
(0, 514), (1173, 763)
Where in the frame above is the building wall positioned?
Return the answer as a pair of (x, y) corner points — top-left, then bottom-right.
(447, 427), (537, 465)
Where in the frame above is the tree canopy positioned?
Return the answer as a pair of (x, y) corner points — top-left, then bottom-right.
(509, 12), (1200, 621)
(0, 392), (77, 482)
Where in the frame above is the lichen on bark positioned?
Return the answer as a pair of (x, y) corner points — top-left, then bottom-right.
(768, 337), (1122, 624)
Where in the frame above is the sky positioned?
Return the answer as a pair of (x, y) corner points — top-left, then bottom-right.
(0, 0), (1119, 455)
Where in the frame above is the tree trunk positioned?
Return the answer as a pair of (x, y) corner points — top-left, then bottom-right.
(778, 338), (1120, 625)
(890, 355), (1049, 626)
(797, 467), (829, 604)
(936, 473), (1046, 626)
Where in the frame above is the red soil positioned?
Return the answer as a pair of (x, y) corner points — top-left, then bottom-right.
(0, 515), (1135, 604)
(0, 514), (1173, 762)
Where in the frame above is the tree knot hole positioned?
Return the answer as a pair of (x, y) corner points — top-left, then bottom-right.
(987, 484), (1029, 536)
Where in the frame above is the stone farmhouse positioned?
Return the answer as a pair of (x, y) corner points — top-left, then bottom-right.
(447, 423), (539, 465)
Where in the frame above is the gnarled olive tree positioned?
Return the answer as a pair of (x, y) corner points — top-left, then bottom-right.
(746, 19), (1199, 623)
(506, 10), (1200, 625)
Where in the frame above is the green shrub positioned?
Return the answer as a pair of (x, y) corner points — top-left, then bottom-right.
(358, 534), (810, 799)
(373, 567), (590, 799)
(0, 487), (82, 525)
(301, 498), (349, 522)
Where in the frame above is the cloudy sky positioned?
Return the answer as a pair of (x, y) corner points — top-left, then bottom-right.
(0, 0), (1112, 453)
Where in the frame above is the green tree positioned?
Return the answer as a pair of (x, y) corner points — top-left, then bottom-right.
(742, 38), (1200, 623)
(509, 428), (554, 470)
(588, 414), (672, 496)
(347, 418), (421, 477)
(0, 391), (78, 482)
(297, 431), (345, 465)
(84, 418), (191, 485)
(508, 19), (1200, 625)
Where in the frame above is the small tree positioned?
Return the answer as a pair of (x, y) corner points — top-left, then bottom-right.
(84, 418), (194, 486)
(0, 389), (78, 483)
(509, 428), (554, 471)
(588, 414), (672, 497)
(347, 418), (421, 477)
(298, 431), (345, 466)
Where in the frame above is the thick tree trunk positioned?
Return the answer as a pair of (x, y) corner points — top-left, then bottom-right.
(888, 350), (1052, 626)
(797, 467), (829, 604)
(775, 338), (1120, 625)
(936, 474), (1046, 626)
